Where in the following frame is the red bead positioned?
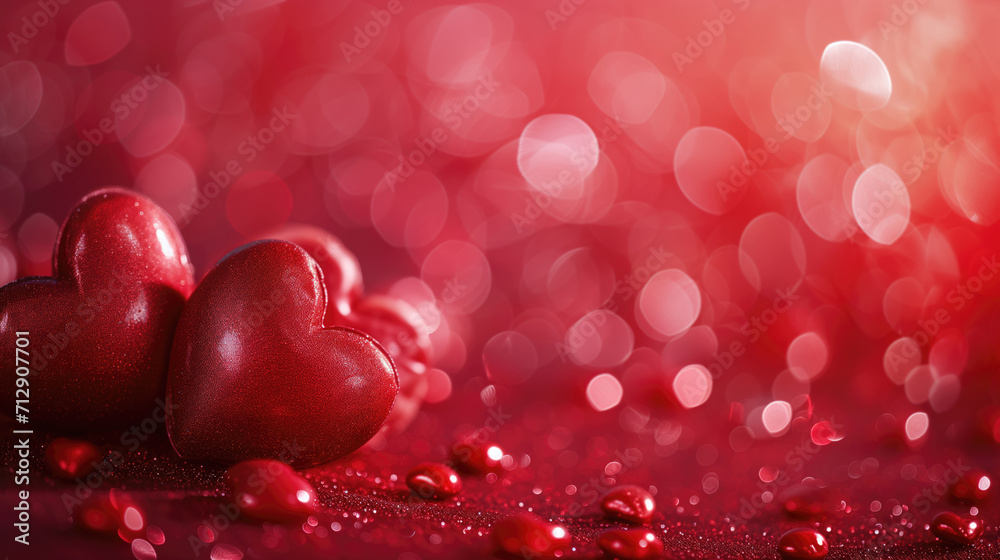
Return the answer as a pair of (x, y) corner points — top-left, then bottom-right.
(254, 224), (363, 320)
(597, 528), (664, 559)
(166, 241), (398, 467)
(950, 470), (991, 503)
(777, 528), (829, 559)
(600, 485), (656, 525)
(0, 189), (194, 430)
(406, 462), (462, 500)
(930, 511), (984, 545)
(224, 460), (318, 522)
(491, 513), (571, 558)
(450, 437), (504, 474)
(45, 437), (100, 479)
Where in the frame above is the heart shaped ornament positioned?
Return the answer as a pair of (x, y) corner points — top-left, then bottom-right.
(0, 188), (194, 431)
(166, 240), (398, 467)
(250, 225), (434, 436)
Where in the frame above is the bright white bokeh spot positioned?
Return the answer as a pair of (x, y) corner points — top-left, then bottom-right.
(636, 268), (701, 339)
(852, 164), (910, 245)
(904, 411), (929, 441)
(786, 332), (829, 381)
(884, 337), (921, 385)
(586, 373), (624, 412)
(123, 506), (144, 531)
(587, 51), (666, 125)
(762, 401), (793, 435)
(820, 41), (892, 112)
(296, 490), (311, 504)
(796, 154), (853, 242)
(486, 445), (503, 461)
(674, 126), (748, 215)
(673, 365), (712, 409)
(517, 114), (599, 200)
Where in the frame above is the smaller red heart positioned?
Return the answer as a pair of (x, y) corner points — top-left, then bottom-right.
(166, 240), (397, 467)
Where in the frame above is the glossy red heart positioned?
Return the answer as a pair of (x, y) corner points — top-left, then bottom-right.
(251, 225), (433, 437)
(0, 188), (193, 431)
(166, 240), (398, 467)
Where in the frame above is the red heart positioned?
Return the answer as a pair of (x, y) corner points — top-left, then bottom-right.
(166, 240), (398, 467)
(251, 225), (433, 437)
(0, 188), (193, 431)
